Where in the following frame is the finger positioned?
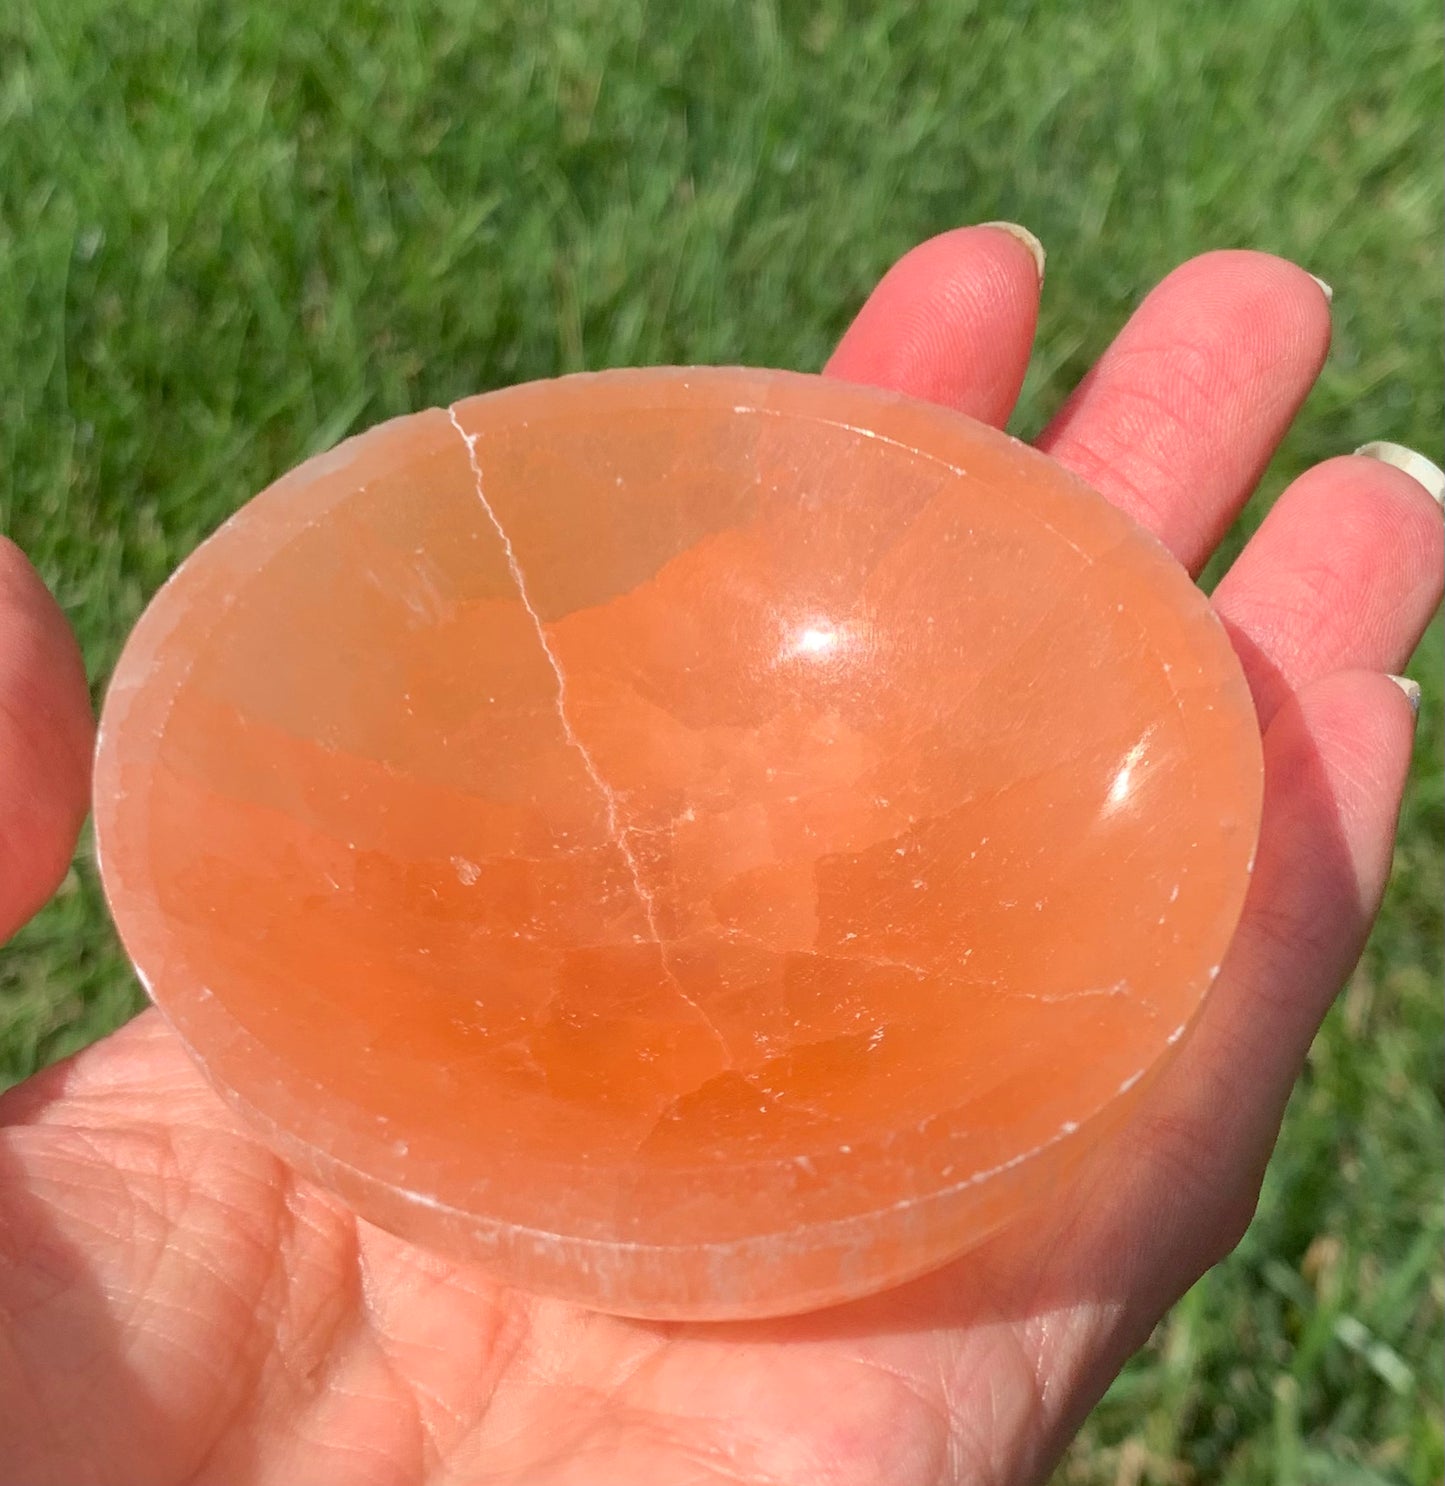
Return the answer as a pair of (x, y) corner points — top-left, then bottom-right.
(823, 223), (1044, 425)
(1037, 250), (1332, 574)
(1125, 669), (1416, 1286)
(0, 538), (93, 940)
(1213, 452), (1445, 726)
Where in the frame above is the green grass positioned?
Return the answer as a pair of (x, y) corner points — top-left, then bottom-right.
(1, 0), (1440, 1478)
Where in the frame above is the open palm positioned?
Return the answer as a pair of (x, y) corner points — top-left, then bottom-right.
(2, 233), (1440, 1486)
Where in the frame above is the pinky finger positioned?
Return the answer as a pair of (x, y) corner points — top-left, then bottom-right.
(1125, 667), (1418, 1289)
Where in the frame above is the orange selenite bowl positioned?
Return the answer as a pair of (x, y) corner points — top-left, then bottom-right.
(94, 368), (1262, 1319)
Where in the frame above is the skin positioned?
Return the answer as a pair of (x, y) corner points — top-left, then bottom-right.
(1, 234), (1441, 1485)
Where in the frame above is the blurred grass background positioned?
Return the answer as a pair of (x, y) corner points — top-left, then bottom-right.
(1, 0), (1440, 1478)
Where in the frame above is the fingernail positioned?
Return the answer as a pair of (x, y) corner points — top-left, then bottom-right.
(1354, 442), (1445, 506)
(1387, 674), (1422, 716)
(1307, 273), (1334, 304)
(981, 221), (1046, 284)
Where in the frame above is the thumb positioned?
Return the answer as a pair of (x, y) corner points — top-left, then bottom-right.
(0, 538), (93, 941)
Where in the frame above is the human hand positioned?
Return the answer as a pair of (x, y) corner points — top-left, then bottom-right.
(2, 229), (1440, 1485)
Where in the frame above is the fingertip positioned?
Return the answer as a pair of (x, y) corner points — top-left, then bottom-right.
(1333, 452), (1445, 577)
(1037, 248), (1336, 572)
(824, 223), (1042, 425)
(976, 221), (1047, 283)
(1354, 441), (1445, 507)
(1261, 669), (1417, 910)
(1386, 673), (1422, 717)
(1213, 453), (1445, 724)
(1161, 250), (1336, 398)
(1155, 248), (1334, 343)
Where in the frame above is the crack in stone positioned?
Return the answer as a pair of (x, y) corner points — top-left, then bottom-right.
(446, 406), (730, 1061)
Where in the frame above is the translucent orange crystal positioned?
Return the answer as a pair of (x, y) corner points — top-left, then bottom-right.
(94, 368), (1262, 1318)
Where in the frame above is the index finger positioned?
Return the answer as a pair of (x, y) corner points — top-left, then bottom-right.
(824, 223), (1045, 427)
